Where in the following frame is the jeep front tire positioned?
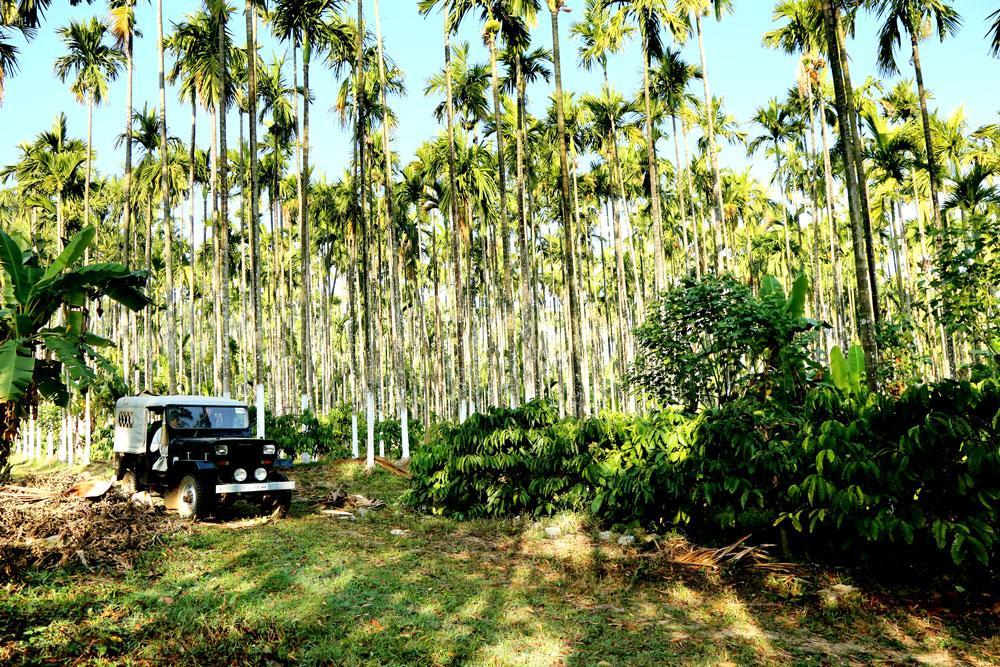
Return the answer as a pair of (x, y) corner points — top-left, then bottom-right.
(176, 474), (213, 519)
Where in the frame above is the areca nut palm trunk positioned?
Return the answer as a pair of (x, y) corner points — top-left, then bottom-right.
(300, 22), (313, 407)
(834, 20), (881, 326)
(245, 0), (264, 424)
(640, 34), (665, 292)
(217, 1), (232, 396)
(442, 3), (467, 418)
(122, 12), (135, 382)
(514, 54), (537, 402)
(548, 0), (585, 417)
(693, 11), (726, 272)
(188, 93), (197, 392)
(820, 0), (877, 389)
(355, 0), (376, 468)
(485, 20), (518, 408)
(373, 0), (409, 459)
(157, 0), (178, 393)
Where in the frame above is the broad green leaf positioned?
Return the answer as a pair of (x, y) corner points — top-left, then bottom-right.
(760, 275), (784, 299)
(786, 274), (808, 320)
(33, 360), (68, 407)
(0, 227), (31, 308)
(0, 339), (35, 402)
(40, 334), (95, 385)
(36, 226), (96, 287)
(104, 282), (152, 311)
(830, 347), (850, 394)
(846, 345), (865, 395)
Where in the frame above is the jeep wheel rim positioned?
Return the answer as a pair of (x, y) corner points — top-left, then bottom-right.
(180, 482), (196, 513)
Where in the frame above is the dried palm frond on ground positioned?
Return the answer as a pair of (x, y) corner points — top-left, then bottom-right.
(316, 488), (385, 518)
(650, 534), (799, 575)
(0, 475), (179, 580)
(373, 457), (410, 478)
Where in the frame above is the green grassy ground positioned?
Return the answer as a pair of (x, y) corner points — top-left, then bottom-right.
(2, 459), (997, 666)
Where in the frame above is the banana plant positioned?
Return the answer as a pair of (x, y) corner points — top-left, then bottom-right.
(829, 345), (867, 397)
(0, 225), (150, 478)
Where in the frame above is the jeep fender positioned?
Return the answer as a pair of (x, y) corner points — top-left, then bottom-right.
(170, 460), (219, 486)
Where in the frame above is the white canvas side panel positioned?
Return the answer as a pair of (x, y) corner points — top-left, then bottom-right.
(112, 408), (146, 454)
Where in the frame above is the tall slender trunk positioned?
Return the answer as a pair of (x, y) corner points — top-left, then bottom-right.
(211, 120), (222, 394)
(157, 0), (177, 393)
(821, 0), (877, 388)
(819, 105), (845, 347)
(300, 30), (313, 405)
(671, 113), (691, 276)
(640, 42), (665, 291)
(246, 1), (264, 406)
(218, 5), (231, 396)
(188, 95), (197, 391)
(835, 19), (880, 325)
(909, 28), (956, 373)
(373, 0), (408, 458)
(694, 13), (725, 271)
(84, 94), (93, 244)
(548, 3), (584, 417)
(122, 28), (134, 383)
(443, 5), (466, 416)
(514, 56), (536, 401)
(487, 29), (517, 406)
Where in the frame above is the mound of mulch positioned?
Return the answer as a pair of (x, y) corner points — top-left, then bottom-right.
(0, 473), (180, 580)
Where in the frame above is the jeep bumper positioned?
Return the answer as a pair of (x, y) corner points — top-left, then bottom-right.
(215, 481), (296, 494)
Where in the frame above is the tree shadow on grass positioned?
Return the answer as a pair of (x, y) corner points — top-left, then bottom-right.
(4, 465), (998, 666)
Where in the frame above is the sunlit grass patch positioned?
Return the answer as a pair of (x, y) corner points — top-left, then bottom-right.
(2, 459), (997, 666)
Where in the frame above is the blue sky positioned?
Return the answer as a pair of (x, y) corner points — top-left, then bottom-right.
(1, 1), (998, 185)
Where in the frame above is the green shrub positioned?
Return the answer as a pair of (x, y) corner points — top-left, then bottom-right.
(781, 379), (1000, 567)
(627, 274), (820, 411)
(407, 379), (1000, 570)
(406, 400), (601, 519)
(265, 408), (352, 460)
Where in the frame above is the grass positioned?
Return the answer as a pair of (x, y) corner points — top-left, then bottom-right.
(2, 459), (998, 666)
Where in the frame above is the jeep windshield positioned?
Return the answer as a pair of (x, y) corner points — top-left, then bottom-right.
(166, 406), (249, 430)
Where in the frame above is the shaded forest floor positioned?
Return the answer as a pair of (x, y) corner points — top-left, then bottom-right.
(2, 458), (998, 666)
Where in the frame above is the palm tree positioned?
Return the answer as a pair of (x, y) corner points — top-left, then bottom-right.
(581, 86), (639, 390)
(501, 43), (549, 403)
(109, 0), (137, 381)
(371, 0), (410, 457)
(989, 8), (1000, 57)
(153, 0), (178, 393)
(53, 18), (124, 249)
(819, 0), (878, 387)
(245, 0), (263, 420)
(479, 0), (533, 406)
(869, 0), (961, 231)
(747, 98), (803, 276)
(168, 4), (246, 396)
(1, 114), (86, 253)
(418, 0), (469, 415)
(271, 0), (341, 409)
(650, 48), (701, 275)
(676, 0), (733, 272)
(605, 0), (683, 290)
(545, 0), (586, 416)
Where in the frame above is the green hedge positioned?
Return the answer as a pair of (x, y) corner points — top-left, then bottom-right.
(406, 380), (1000, 569)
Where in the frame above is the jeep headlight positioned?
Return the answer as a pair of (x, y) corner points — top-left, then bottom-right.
(233, 468), (247, 482)
(254, 467), (267, 481)
(214, 444), (229, 456)
(262, 444), (276, 455)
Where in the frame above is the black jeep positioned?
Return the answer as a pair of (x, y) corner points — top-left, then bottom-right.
(113, 396), (295, 518)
